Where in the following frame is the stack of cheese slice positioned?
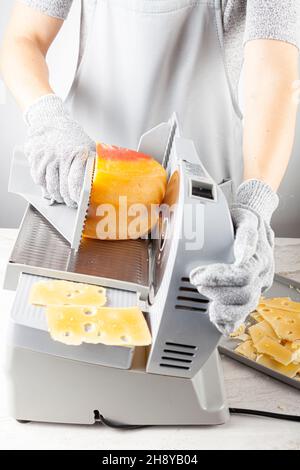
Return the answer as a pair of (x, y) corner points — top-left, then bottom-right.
(29, 280), (152, 347)
(232, 297), (300, 379)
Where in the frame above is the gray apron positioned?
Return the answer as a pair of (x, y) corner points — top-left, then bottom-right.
(66, 0), (243, 187)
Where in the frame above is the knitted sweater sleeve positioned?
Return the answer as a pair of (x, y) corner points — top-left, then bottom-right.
(20, 0), (73, 20)
(244, 0), (300, 48)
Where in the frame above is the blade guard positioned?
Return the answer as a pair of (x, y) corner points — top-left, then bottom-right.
(8, 147), (95, 251)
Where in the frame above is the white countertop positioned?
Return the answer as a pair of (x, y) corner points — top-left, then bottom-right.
(0, 229), (299, 450)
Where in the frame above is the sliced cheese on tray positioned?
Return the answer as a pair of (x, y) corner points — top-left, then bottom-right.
(259, 308), (300, 342)
(230, 324), (246, 338)
(234, 340), (257, 361)
(234, 333), (250, 342)
(46, 305), (152, 347)
(231, 296), (300, 380)
(248, 320), (278, 345)
(256, 354), (300, 378)
(255, 336), (293, 365)
(250, 311), (264, 322)
(259, 297), (300, 313)
(30, 280), (107, 307)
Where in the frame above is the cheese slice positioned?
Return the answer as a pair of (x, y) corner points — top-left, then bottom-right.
(257, 354), (300, 378)
(259, 308), (300, 342)
(234, 333), (251, 342)
(258, 297), (300, 313)
(230, 324), (246, 337)
(30, 280), (107, 307)
(250, 311), (264, 322)
(235, 340), (257, 361)
(284, 342), (300, 363)
(248, 320), (278, 345)
(46, 305), (152, 347)
(291, 339), (300, 350)
(255, 336), (293, 365)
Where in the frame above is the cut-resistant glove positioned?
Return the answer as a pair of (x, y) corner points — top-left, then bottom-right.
(24, 94), (96, 208)
(190, 179), (279, 336)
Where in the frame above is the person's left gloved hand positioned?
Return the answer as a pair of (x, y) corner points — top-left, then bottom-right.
(189, 179), (279, 336)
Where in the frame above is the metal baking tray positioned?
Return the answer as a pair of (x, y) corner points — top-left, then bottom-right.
(219, 274), (300, 390)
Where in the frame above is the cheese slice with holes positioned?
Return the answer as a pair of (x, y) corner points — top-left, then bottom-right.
(45, 305), (151, 347)
(258, 297), (300, 313)
(248, 320), (278, 345)
(255, 336), (293, 365)
(256, 354), (300, 378)
(235, 340), (257, 360)
(259, 308), (300, 342)
(29, 280), (107, 307)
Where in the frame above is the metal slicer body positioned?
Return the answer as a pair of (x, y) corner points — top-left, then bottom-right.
(4, 115), (234, 425)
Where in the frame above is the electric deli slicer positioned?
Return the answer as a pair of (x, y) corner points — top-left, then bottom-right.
(4, 115), (234, 426)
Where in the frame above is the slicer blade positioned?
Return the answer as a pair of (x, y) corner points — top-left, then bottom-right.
(138, 113), (180, 170)
(9, 147), (95, 251)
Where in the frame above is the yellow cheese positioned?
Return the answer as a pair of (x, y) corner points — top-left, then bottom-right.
(248, 320), (278, 345)
(259, 297), (300, 313)
(291, 339), (300, 350)
(284, 342), (300, 363)
(46, 305), (152, 347)
(234, 333), (251, 342)
(30, 280), (107, 307)
(259, 308), (300, 342)
(235, 340), (257, 361)
(250, 311), (264, 322)
(255, 336), (293, 366)
(256, 354), (300, 378)
(230, 324), (246, 337)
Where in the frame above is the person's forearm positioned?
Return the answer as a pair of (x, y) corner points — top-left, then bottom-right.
(0, 35), (53, 110)
(0, 2), (63, 111)
(243, 40), (299, 191)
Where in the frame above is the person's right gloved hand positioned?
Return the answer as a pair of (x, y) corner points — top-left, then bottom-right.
(24, 94), (96, 208)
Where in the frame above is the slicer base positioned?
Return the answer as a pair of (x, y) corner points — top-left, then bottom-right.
(6, 331), (228, 426)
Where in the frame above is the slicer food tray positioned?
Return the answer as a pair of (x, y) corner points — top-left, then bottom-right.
(219, 275), (300, 390)
(12, 273), (138, 331)
(9, 273), (138, 369)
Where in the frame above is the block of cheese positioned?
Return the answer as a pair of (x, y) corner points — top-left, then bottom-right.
(235, 340), (257, 361)
(84, 144), (167, 240)
(46, 305), (152, 347)
(255, 336), (293, 365)
(248, 320), (278, 345)
(256, 354), (300, 378)
(30, 280), (107, 307)
(259, 308), (300, 342)
(258, 297), (300, 313)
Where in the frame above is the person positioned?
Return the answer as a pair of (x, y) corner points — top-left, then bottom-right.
(0, 0), (299, 334)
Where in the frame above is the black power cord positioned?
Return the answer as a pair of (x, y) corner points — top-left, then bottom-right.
(97, 408), (300, 430)
(229, 407), (300, 423)
(98, 414), (151, 430)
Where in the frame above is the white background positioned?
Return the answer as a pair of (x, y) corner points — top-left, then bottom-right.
(0, 0), (300, 236)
